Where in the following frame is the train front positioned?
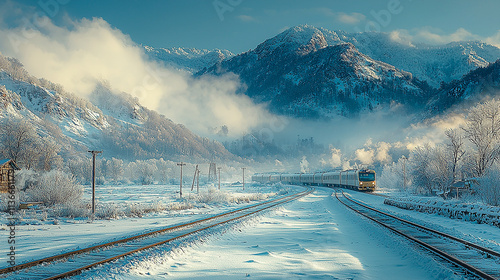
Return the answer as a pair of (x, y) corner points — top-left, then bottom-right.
(358, 170), (376, 191)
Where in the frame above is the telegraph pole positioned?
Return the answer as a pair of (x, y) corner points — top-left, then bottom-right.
(177, 162), (186, 198)
(217, 167), (222, 189)
(197, 169), (200, 194)
(88, 150), (102, 216)
(242, 167), (246, 190)
(402, 156), (408, 191)
(191, 165), (199, 192)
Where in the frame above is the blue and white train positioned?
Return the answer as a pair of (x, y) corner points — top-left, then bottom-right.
(252, 169), (376, 191)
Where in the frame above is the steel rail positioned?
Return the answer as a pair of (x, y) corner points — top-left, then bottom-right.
(2, 186), (313, 279)
(45, 187), (313, 280)
(342, 191), (500, 259)
(335, 190), (497, 280)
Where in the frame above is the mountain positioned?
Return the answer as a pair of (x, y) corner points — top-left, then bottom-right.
(200, 26), (432, 118)
(199, 25), (500, 119)
(144, 46), (234, 72)
(428, 59), (500, 113)
(331, 31), (500, 88)
(265, 25), (500, 87)
(0, 55), (234, 162)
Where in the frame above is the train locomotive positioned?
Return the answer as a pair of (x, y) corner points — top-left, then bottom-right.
(252, 169), (376, 191)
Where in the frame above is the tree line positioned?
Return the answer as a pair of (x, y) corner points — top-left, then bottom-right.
(379, 99), (500, 206)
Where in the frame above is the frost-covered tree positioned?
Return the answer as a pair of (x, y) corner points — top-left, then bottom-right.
(27, 170), (83, 206)
(445, 128), (466, 182)
(409, 144), (455, 196)
(409, 145), (434, 195)
(462, 99), (500, 177)
(378, 157), (408, 191)
(37, 137), (63, 171)
(428, 145), (454, 197)
(477, 163), (500, 206)
(67, 157), (92, 184)
(0, 118), (39, 168)
(105, 157), (124, 183)
(130, 160), (158, 185)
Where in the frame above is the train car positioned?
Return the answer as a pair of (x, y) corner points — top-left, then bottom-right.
(357, 169), (376, 191)
(313, 172), (324, 185)
(301, 173), (314, 185)
(253, 169), (376, 191)
(251, 174), (267, 183)
(270, 174), (282, 182)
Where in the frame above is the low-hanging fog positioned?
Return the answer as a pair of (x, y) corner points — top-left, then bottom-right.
(0, 15), (271, 137)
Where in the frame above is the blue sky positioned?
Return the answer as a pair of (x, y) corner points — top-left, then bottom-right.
(4, 0), (500, 53)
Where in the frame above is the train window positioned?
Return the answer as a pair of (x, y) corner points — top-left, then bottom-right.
(359, 172), (375, 181)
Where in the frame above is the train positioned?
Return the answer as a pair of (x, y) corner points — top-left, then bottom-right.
(252, 169), (376, 191)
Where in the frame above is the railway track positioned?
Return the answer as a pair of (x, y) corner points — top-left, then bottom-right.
(335, 189), (500, 280)
(1, 187), (313, 280)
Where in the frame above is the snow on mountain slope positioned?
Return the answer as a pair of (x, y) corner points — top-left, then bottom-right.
(211, 24), (500, 86)
(290, 25), (500, 87)
(201, 30), (432, 118)
(428, 58), (500, 114)
(198, 25), (500, 119)
(341, 31), (500, 87)
(144, 46), (234, 72)
(0, 56), (234, 161)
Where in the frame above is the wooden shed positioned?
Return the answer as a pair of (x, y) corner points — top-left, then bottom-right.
(0, 159), (20, 193)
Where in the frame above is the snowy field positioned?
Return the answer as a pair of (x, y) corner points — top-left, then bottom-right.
(2, 184), (500, 279)
(0, 182), (295, 268)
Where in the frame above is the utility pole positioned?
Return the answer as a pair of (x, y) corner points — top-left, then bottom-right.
(197, 169), (200, 194)
(217, 167), (222, 189)
(177, 162), (186, 198)
(402, 156), (408, 191)
(242, 167), (246, 190)
(191, 165), (199, 192)
(88, 150), (102, 216)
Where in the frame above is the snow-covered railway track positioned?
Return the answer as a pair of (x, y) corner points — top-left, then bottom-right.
(1, 187), (313, 280)
(335, 190), (500, 280)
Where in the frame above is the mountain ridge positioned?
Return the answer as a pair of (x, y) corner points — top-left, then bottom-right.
(0, 55), (235, 163)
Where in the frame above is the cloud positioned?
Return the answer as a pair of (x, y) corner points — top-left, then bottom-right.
(237, 14), (257, 22)
(375, 142), (392, 163)
(329, 147), (343, 168)
(315, 8), (365, 25)
(0, 15), (272, 137)
(300, 156), (309, 173)
(336, 12), (366, 25)
(355, 148), (375, 165)
(403, 113), (466, 151)
(389, 27), (500, 47)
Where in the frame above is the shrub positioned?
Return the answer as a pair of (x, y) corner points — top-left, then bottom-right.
(27, 170), (83, 206)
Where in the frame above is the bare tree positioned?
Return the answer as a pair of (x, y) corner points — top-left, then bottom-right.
(428, 145), (454, 198)
(37, 138), (63, 171)
(462, 99), (500, 177)
(445, 128), (466, 182)
(478, 163), (500, 206)
(409, 144), (434, 195)
(105, 157), (124, 183)
(0, 118), (39, 168)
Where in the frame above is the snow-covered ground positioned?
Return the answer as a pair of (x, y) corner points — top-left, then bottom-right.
(2, 184), (500, 279)
(78, 186), (456, 279)
(0, 182), (294, 268)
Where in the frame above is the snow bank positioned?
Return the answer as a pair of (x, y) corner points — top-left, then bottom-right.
(384, 196), (500, 228)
